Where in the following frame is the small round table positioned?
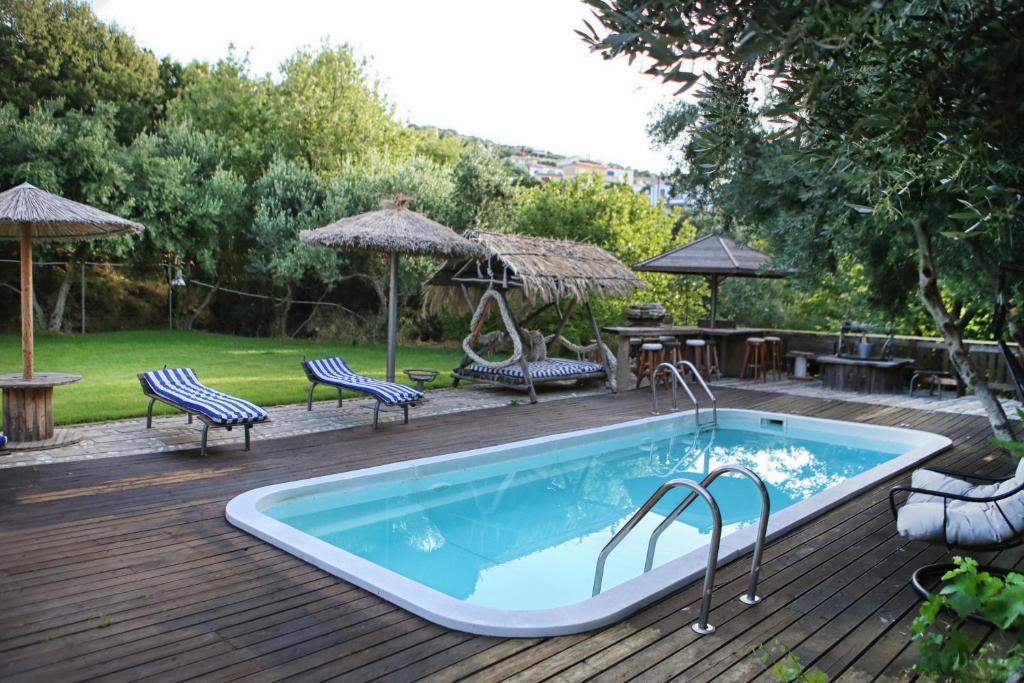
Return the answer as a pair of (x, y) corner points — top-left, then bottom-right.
(0, 372), (82, 451)
(402, 368), (438, 392)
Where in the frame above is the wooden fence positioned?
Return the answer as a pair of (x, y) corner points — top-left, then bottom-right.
(766, 329), (1016, 389)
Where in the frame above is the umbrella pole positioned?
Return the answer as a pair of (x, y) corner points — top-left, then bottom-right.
(387, 251), (399, 383)
(709, 275), (719, 330)
(20, 223), (33, 379)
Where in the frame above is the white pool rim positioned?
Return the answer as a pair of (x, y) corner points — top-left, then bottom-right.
(225, 408), (951, 637)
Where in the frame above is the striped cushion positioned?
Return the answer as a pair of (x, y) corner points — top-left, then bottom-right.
(466, 358), (605, 380)
(305, 357), (423, 405)
(143, 368), (268, 426)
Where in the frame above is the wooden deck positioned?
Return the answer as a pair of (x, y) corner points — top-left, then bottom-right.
(1, 387), (1019, 682)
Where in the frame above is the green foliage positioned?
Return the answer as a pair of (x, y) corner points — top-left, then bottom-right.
(125, 117), (247, 276)
(758, 641), (827, 683)
(585, 0), (1024, 335)
(447, 147), (519, 231)
(0, 0), (162, 140)
(274, 43), (412, 174)
(166, 52), (278, 180)
(516, 176), (705, 326)
(911, 556), (1024, 682)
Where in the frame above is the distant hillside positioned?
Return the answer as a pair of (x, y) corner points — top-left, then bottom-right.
(408, 124), (654, 175)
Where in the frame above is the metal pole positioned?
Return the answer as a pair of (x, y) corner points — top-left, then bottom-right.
(709, 275), (719, 329)
(167, 263), (173, 331)
(20, 224), (33, 379)
(80, 260), (86, 334)
(387, 251), (399, 382)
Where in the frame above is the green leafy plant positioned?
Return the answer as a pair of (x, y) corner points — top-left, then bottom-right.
(911, 556), (1024, 682)
(759, 642), (828, 683)
(993, 408), (1024, 459)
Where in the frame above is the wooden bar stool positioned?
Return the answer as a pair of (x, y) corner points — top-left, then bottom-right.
(763, 336), (783, 380)
(705, 339), (721, 380)
(659, 336), (683, 368)
(634, 341), (665, 388)
(741, 337), (767, 381)
(685, 338), (709, 379)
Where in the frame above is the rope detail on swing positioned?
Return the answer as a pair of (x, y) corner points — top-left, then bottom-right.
(462, 289), (524, 369)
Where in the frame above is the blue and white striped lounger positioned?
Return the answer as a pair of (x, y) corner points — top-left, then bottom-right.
(139, 368), (269, 456)
(302, 357), (423, 429)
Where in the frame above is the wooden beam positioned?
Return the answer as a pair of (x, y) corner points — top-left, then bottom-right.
(584, 297), (612, 391)
(546, 297), (577, 356)
(20, 223), (33, 379)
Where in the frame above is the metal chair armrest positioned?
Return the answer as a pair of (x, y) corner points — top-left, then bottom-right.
(924, 466), (1013, 483)
(891, 481), (1024, 509)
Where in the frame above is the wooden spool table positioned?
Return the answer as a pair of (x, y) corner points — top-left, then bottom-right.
(0, 372), (82, 451)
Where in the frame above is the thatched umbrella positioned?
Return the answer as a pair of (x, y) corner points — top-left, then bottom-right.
(300, 197), (485, 382)
(0, 183), (144, 379)
(633, 231), (791, 328)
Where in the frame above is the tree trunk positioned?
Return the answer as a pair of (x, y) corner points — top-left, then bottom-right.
(290, 289), (328, 339)
(275, 285), (292, 338)
(47, 259), (77, 332)
(184, 280), (219, 331)
(914, 219), (1016, 440)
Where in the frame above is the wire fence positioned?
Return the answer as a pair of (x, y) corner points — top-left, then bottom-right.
(0, 260), (367, 335)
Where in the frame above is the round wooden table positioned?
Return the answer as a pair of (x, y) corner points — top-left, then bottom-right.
(0, 372), (82, 450)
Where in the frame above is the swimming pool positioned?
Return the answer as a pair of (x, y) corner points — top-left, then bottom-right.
(226, 409), (950, 636)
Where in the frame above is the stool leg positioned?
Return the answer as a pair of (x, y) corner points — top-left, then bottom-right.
(740, 344), (751, 380)
(710, 343), (720, 380)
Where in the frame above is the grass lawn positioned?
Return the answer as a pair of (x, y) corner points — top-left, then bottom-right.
(0, 330), (465, 426)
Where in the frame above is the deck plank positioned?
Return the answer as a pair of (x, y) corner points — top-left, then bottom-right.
(0, 386), (1013, 682)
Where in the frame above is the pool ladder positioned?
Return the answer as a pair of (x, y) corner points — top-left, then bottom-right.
(592, 464), (770, 635)
(652, 361), (717, 432)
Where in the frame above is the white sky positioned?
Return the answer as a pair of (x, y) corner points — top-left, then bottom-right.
(89, 0), (682, 172)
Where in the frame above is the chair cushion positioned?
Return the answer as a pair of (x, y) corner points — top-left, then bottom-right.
(465, 358), (604, 381)
(897, 467), (1024, 545)
(305, 357), (423, 405)
(143, 368), (268, 426)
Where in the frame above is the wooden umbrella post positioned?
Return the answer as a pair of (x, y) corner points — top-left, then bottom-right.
(20, 223), (33, 379)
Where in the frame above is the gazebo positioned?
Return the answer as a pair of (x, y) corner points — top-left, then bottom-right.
(632, 231), (791, 328)
(427, 231), (642, 402)
(300, 197), (485, 383)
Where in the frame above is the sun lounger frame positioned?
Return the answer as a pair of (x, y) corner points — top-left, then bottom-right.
(138, 373), (268, 456)
(301, 360), (419, 430)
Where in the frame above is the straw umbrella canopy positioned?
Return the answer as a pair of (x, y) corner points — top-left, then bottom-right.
(632, 231), (792, 328)
(0, 182), (144, 379)
(300, 197), (485, 382)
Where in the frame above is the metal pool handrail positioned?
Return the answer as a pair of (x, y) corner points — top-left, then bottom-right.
(644, 464), (771, 606)
(651, 363), (698, 420)
(592, 478), (722, 635)
(676, 360), (717, 427)
(651, 361), (718, 431)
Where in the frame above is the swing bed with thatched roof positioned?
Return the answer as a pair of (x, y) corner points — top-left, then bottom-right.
(426, 231), (642, 403)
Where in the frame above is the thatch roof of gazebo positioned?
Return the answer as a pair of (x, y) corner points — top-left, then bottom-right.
(426, 231), (642, 310)
(632, 231), (790, 277)
(0, 183), (144, 241)
(299, 198), (486, 258)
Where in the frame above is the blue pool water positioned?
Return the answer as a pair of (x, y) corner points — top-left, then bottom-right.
(264, 416), (905, 611)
